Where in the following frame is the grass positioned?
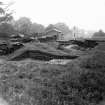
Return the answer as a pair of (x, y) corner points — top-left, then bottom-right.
(0, 42), (105, 105)
(0, 59), (85, 105)
(0, 60), (68, 105)
(0, 58), (98, 105)
(7, 42), (75, 61)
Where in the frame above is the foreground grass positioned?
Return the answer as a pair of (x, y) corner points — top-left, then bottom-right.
(0, 60), (71, 105)
(0, 50), (105, 105)
(0, 60), (83, 105)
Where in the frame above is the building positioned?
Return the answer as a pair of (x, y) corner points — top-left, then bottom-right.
(38, 27), (63, 42)
(61, 31), (74, 41)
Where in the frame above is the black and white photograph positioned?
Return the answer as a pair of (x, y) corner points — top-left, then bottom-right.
(0, 0), (105, 105)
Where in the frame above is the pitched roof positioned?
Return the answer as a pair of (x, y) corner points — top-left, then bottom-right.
(45, 28), (62, 34)
(45, 24), (62, 33)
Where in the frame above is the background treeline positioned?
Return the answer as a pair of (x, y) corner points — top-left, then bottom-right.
(1, 1), (105, 39)
(0, 2), (71, 37)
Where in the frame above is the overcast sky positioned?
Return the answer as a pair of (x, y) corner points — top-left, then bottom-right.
(2, 0), (105, 31)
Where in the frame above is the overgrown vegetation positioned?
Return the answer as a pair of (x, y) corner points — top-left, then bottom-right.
(0, 48), (105, 105)
(0, 1), (105, 105)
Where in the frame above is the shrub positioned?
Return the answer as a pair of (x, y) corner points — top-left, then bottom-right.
(78, 51), (105, 103)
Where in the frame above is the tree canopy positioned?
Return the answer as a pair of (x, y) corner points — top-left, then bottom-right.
(0, 23), (15, 35)
(14, 17), (45, 36)
(0, 2), (13, 23)
(92, 30), (105, 40)
(14, 17), (32, 35)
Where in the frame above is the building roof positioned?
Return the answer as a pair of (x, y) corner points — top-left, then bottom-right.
(45, 24), (62, 34)
(37, 28), (62, 39)
(45, 28), (62, 34)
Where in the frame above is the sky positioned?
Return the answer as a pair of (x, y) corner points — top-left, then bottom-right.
(2, 0), (105, 31)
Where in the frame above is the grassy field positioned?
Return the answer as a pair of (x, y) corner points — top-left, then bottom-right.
(0, 59), (80, 105)
(0, 56), (103, 105)
(0, 42), (105, 105)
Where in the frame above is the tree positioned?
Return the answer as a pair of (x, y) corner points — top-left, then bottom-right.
(0, 2), (13, 23)
(0, 23), (15, 35)
(14, 17), (32, 35)
(30, 23), (45, 34)
(45, 24), (55, 32)
(0, 1), (14, 39)
(92, 30), (105, 40)
(14, 17), (45, 36)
